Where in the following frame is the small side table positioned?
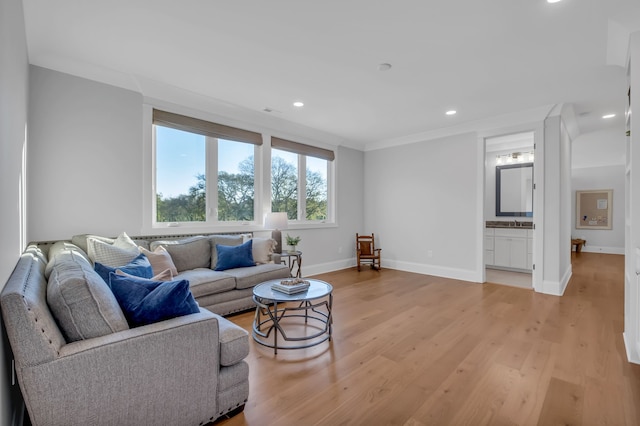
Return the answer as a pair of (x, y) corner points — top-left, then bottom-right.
(278, 251), (302, 277)
(572, 238), (586, 253)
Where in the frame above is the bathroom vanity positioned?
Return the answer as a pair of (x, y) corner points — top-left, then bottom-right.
(485, 222), (533, 272)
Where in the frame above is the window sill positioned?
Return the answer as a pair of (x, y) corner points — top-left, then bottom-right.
(140, 220), (337, 237)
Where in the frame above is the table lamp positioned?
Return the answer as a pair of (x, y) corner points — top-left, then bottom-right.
(264, 212), (288, 254)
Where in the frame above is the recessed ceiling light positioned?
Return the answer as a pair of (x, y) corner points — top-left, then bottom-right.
(378, 63), (392, 71)
(602, 113), (616, 119)
(547, 0), (562, 3)
(293, 101), (304, 107)
(446, 110), (457, 116)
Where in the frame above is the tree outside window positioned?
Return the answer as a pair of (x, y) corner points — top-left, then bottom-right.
(155, 125), (256, 223)
(271, 148), (328, 221)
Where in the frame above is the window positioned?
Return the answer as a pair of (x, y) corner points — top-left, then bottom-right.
(146, 108), (336, 231)
(152, 109), (261, 226)
(271, 137), (334, 222)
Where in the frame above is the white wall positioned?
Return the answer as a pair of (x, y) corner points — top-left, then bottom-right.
(571, 127), (625, 254)
(542, 115), (573, 295)
(27, 66), (364, 274)
(572, 127), (625, 169)
(364, 132), (479, 281)
(0, 0), (29, 423)
(571, 165), (625, 253)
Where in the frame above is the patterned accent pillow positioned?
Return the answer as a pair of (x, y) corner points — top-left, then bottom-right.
(87, 232), (138, 267)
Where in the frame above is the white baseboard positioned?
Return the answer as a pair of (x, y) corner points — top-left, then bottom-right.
(578, 245), (624, 255)
(540, 265), (572, 296)
(383, 259), (481, 283)
(303, 258), (355, 277)
(303, 258), (482, 283)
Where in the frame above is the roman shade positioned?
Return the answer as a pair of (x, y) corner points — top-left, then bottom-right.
(271, 137), (335, 161)
(153, 109), (262, 145)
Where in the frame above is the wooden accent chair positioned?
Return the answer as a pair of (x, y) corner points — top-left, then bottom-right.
(356, 233), (382, 271)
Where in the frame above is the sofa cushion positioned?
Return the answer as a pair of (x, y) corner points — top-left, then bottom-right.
(94, 253), (153, 284)
(224, 263), (290, 290)
(214, 240), (255, 271)
(87, 232), (139, 267)
(45, 241), (91, 279)
(217, 316), (249, 366)
(174, 269), (237, 298)
(209, 235), (245, 268)
(108, 272), (200, 327)
(139, 246), (178, 277)
(47, 251), (129, 342)
(151, 237), (211, 272)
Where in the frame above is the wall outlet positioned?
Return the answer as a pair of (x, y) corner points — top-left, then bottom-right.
(338, 246), (343, 254)
(427, 250), (433, 258)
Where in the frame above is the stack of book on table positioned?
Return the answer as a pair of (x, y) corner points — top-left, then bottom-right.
(271, 279), (310, 294)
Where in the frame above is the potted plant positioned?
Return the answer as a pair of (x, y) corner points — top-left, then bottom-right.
(285, 234), (301, 253)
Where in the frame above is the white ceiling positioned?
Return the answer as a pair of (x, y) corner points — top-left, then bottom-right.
(22, 0), (640, 150)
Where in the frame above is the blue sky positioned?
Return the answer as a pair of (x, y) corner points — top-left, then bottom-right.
(156, 125), (327, 199)
(156, 126), (252, 198)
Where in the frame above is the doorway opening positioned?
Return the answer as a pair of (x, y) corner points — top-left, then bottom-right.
(484, 132), (535, 289)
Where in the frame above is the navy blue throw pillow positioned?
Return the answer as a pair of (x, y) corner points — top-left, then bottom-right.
(214, 240), (256, 271)
(108, 272), (199, 327)
(95, 253), (153, 285)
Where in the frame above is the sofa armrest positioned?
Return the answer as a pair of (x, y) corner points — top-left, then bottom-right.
(20, 310), (222, 426)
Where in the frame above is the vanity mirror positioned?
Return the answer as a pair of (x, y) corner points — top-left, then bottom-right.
(496, 163), (533, 217)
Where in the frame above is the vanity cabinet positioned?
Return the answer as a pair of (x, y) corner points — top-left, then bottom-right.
(486, 227), (532, 272)
(485, 228), (495, 265)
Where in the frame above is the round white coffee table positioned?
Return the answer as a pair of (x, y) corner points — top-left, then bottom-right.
(252, 279), (333, 354)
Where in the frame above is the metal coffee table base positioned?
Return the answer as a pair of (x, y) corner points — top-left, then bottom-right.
(252, 295), (332, 354)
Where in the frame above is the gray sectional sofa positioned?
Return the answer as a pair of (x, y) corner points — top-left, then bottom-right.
(70, 232), (291, 316)
(0, 232), (291, 426)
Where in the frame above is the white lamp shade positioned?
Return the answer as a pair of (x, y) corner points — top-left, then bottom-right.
(264, 212), (288, 230)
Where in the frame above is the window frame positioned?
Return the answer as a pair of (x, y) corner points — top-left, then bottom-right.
(141, 104), (336, 234)
(270, 136), (335, 225)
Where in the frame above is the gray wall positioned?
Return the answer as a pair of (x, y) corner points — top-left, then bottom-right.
(364, 132), (480, 281)
(28, 66), (144, 241)
(0, 0), (29, 423)
(26, 66), (365, 275)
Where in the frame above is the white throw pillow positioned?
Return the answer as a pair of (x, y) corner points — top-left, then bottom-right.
(250, 237), (276, 264)
(87, 232), (139, 267)
(115, 268), (173, 282)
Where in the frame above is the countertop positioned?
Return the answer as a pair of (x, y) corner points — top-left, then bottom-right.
(486, 220), (533, 229)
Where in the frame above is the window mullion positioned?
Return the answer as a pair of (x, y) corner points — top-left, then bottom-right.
(208, 136), (218, 223)
(299, 155), (306, 221)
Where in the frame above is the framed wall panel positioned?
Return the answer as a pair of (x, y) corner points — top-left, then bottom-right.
(576, 189), (613, 230)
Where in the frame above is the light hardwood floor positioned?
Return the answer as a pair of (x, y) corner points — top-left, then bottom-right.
(217, 253), (640, 425)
